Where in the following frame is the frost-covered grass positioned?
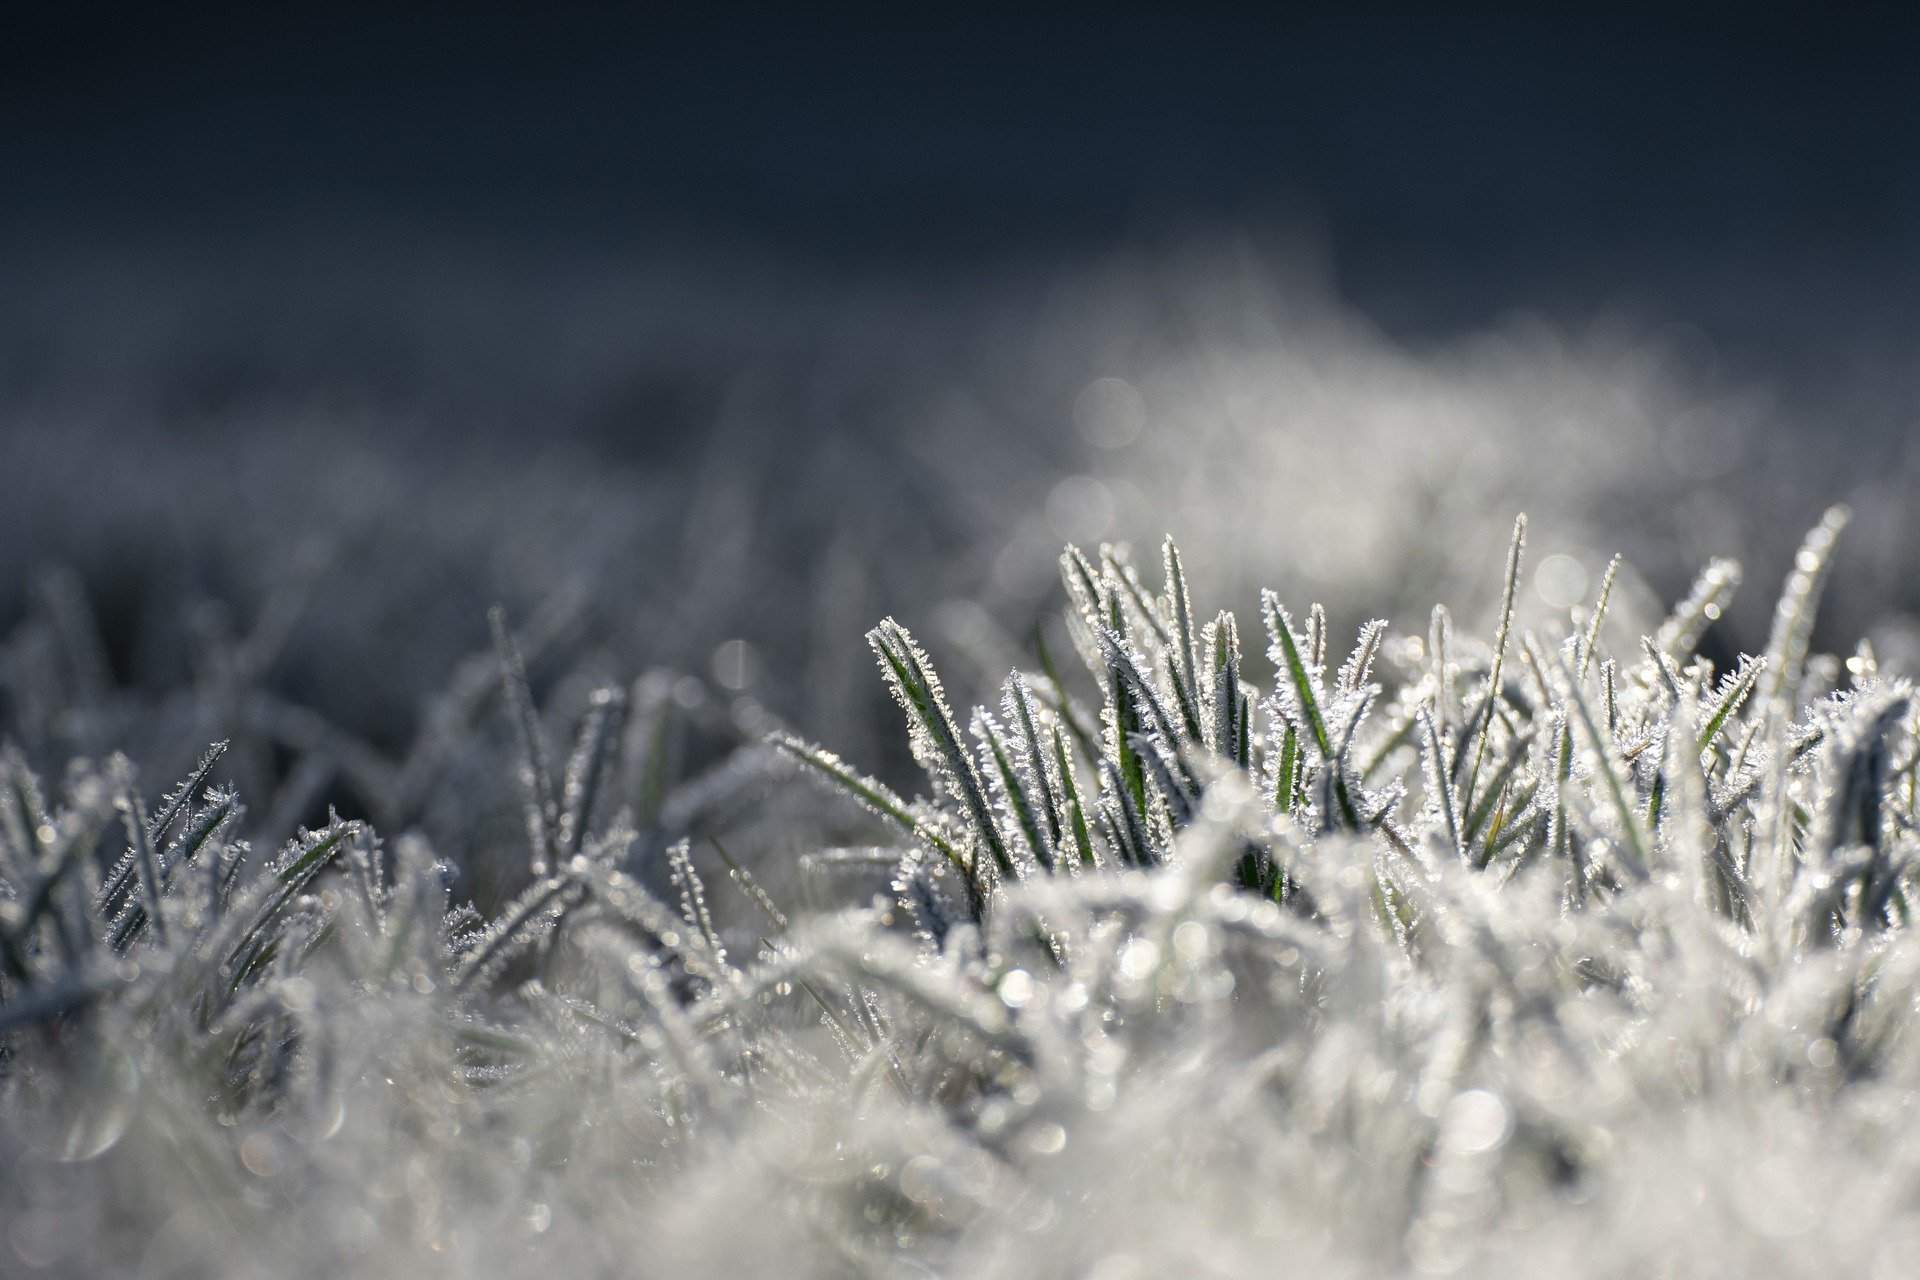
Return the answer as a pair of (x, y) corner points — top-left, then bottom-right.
(5, 504), (1920, 1278)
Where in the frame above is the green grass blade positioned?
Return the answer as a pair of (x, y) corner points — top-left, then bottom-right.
(870, 618), (1017, 882)
(1465, 514), (1526, 819)
(1161, 537), (1204, 740)
(1698, 655), (1767, 757)
(1050, 724), (1098, 869)
(769, 733), (969, 877)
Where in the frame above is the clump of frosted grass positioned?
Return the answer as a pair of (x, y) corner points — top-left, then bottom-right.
(7, 508), (1920, 1278)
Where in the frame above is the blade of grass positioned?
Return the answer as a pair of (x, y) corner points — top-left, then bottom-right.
(1464, 514), (1527, 819)
(491, 607), (561, 877)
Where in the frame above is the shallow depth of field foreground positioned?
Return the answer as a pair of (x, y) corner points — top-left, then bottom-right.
(5, 497), (1920, 1278)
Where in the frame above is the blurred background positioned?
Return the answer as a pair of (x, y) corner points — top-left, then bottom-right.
(4, 4), (1919, 887)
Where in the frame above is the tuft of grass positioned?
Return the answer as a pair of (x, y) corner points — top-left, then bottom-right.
(6, 510), (1920, 1278)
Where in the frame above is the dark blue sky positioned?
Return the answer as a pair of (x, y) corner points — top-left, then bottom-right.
(5, 4), (1918, 345)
